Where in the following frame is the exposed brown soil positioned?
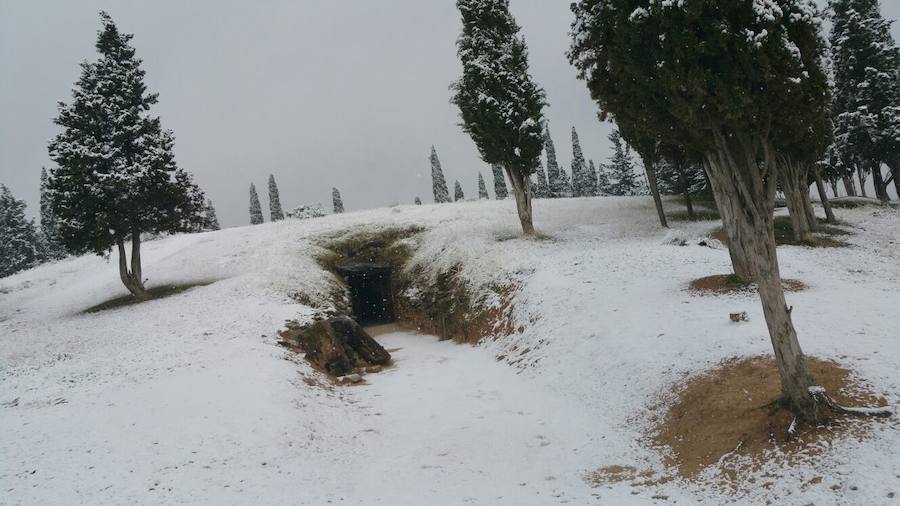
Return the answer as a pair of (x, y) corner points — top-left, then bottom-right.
(688, 274), (807, 294)
(83, 281), (215, 313)
(710, 217), (853, 249)
(649, 356), (890, 481)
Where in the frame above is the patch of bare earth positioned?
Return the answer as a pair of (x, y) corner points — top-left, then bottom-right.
(648, 356), (890, 487)
(688, 274), (807, 294)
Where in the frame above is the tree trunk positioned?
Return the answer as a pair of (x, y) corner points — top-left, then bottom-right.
(706, 133), (819, 422)
(888, 160), (900, 200)
(116, 233), (148, 299)
(802, 185), (817, 228)
(780, 158), (814, 242)
(504, 167), (535, 236)
(842, 175), (857, 197)
(812, 165), (837, 224)
(677, 163), (695, 219)
(857, 166), (868, 198)
(642, 156), (668, 228)
(703, 160), (754, 282)
(871, 164), (889, 202)
(829, 178), (839, 199)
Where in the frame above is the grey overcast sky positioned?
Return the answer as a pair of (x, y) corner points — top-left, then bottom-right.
(2, 1), (899, 227)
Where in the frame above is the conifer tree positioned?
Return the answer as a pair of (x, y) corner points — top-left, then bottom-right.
(452, 0), (547, 234)
(203, 199), (220, 231)
(454, 180), (465, 202)
(829, 0), (900, 201)
(249, 183), (264, 225)
(0, 185), (43, 278)
(596, 159), (611, 195)
(414, 196), (423, 205)
(532, 161), (550, 198)
(477, 172), (490, 199)
(48, 12), (205, 299)
(604, 130), (639, 196)
(430, 146), (451, 203)
(544, 127), (562, 198)
(39, 167), (66, 259)
(492, 164), (509, 199)
(332, 187), (344, 213)
(587, 160), (600, 197)
(571, 127), (596, 197)
(268, 174), (284, 221)
(570, 0), (841, 421)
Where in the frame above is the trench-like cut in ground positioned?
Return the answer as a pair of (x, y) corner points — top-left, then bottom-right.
(336, 261), (396, 325)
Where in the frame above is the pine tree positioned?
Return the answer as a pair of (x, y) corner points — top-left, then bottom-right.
(47, 12), (205, 298)
(596, 159), (611, 195)
(332, 187), (345, 213)
(587, 160), (600, 197)
(477, 172), (490, 199)
(492, 164), (509, 199)
(532, 161), (550, 198)
(604, 130), (639, 196)
(829, 0), (900, 201)
(430, 146), (451, 203)
(414, 196), (422, 205)
(203, 199), (220, 231)
(39, 167), (66, 259)
(0, 185), (43, 278)
(451, 0), (547, 235)
(570, 127), (596, 197)
(570, 0), (833, 421)
(249, 183), (264, 225)
(268, 174), (284, 221)
(454, 180), (465, 202)
(544, 127), (564, 198)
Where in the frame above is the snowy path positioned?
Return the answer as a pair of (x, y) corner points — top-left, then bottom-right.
(342, 329), (600, 504)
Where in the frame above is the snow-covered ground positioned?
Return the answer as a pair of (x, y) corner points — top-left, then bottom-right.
(1, 197), (898, 504)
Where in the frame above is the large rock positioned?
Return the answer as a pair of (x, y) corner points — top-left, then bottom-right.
(280, 316), (390, 377)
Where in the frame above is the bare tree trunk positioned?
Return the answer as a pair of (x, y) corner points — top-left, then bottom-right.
(842, 175), (857, 197)
(829, 178), (839, 199)
(642, 156), (668, 228)
(857, 166), (868, 198)
(504, 167), (535, 236)
(802, 185), (817, 228)
(703, 160), (754, 282)
(706, 133), (819, 422)
(116, 234), (148, 299)
(780, 158), (814, 242)
(872, 164), (889, 202)
(888, 160), (900, 200)
(813, 165), (837, 224)
(677, 163), (695, 219)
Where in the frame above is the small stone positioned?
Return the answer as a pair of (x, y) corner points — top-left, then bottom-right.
(730, 312), (749, 323)
(342, 373), (363, 384)
(365, 365), (383, 374)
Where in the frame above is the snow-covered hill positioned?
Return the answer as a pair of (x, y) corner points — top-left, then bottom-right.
(1, 197), (898, 505)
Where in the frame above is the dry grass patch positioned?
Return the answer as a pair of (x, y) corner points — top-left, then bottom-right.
(709, 217), (853, 249)
(688, 274), (806, 295)
(648, 356), (891, 482)
(83, 281), (215, 314)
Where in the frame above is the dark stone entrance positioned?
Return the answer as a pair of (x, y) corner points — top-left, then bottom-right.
(336, 261), (395, 325)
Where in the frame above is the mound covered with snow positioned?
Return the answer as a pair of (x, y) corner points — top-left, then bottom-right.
(1, 197), (898, 504)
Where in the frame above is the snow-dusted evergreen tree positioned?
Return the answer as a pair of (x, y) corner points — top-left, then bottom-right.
(268, 174), (284, 221)
(532, 161), (550, 198)
(454, 180), (465, 201)
(0, 185), (43, 278)
(332, 187), (344, 213)
(491, 164), (509, 199)
(544, 127), (562, 198)
(604, 130), (639, 196)
(829, 0), (900, 201)
(249, 183), (264, 225)
(587, 160), (600, 196)
(203, 200), (220, 231)
(596, 159), (611, 195)
(39, 167), (66, 259)
(570, 127), (597, 197)
(47, 12), (205, 299)
(477, 172), (490, 199)
(430, 146), (451, 203)
(414, 196), (422, 205)
(451, 0), (547, 234)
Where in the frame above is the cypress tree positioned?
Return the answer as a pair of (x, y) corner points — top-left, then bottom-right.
(451, 0), (547, 235)
(604, 130), (639, 196)
(204, 199), (220, 231)
(430, 146), (451, 203)
(39, 167), (66, 259)
(0, 185), (43, 278)
(570, 0), (836, 421)
(268, 174), (284, 221)
(571, 127), (596, 197)
(249, 183), (264, 225)
(454, 180), (465, 202)
(477, 172), (490, 199)
(532, 161), (550, 198)
(544, 127), (562, 198)
(48, 12), (205, 299)
(332, 187), (345, 213)
(492, 164), (509, 199)
(587, 160), (600, 197)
